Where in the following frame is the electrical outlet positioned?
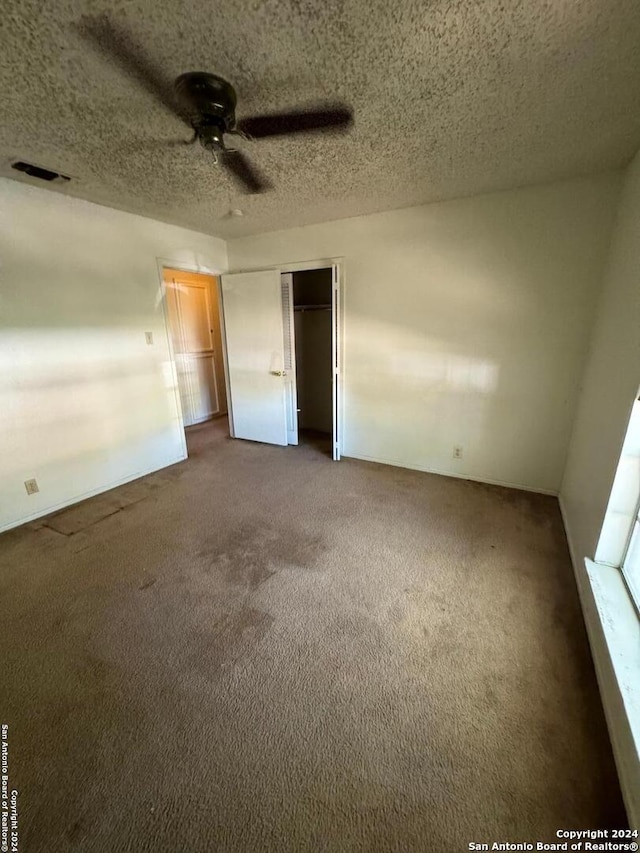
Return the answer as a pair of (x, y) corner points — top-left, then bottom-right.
(453, 446), (463, 459)
(145, 331), (154, 345)
(24, 478), (39, 495)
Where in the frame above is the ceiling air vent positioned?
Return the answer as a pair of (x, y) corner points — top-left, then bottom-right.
(11, 161), (70, 183)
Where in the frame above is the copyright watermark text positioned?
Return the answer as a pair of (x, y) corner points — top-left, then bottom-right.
(468, 830), (639, 852)
(1, 725), (19, 853)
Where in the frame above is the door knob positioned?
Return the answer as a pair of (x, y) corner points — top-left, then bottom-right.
(270, 370), (286, 376)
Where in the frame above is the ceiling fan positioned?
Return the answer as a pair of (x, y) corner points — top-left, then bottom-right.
(79, 16), (354, 194)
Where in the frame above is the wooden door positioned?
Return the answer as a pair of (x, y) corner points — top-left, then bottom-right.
(164, 269), (227, 426)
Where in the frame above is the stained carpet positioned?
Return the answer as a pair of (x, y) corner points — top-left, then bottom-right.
(0, 418), (625, 851)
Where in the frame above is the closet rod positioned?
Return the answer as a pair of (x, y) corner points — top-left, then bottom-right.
(294, 304), (332, 312)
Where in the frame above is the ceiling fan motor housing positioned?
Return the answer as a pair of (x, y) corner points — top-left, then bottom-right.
(174, 72), (237, 148)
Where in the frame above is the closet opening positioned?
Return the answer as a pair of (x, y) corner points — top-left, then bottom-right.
(292, 268), (334, 458)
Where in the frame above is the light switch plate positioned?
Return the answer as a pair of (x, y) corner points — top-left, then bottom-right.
(145, 331), (154, 345)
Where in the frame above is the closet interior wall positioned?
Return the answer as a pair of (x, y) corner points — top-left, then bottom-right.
(292, 269), (333, 435)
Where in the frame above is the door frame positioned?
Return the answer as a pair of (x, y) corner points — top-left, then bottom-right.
(281, 259), (344, 460)
(227, 257), (344, 459)
(156, 258), (230, 456)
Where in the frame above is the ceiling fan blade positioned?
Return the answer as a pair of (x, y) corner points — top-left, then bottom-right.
(118, 136), (197, 154)
(77, 15), (191, 126)
(237, 105), (353, 139)
(221, 149), (272, 194)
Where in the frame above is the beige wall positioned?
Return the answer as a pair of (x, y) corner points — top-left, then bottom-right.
(561, 151), (640, 562)
(0, 168), (628, 529)
(0, 178), (227, 532)
(229, 174), (622, 493)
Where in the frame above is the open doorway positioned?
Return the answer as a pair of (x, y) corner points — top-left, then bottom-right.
(163, 268), (229, 454)
(291, 269), (333, 458)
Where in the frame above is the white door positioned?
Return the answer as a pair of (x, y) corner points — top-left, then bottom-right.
(331, 264), (341, 461)
(164, 269), (226, 427)
(221, 269), (288, 446)
(281, 273), (299, 445)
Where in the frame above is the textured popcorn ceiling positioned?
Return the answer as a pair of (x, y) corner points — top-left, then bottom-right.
(2, 0), (640, 239)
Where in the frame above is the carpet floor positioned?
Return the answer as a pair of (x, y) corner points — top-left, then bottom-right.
(0, 419), (625, 851)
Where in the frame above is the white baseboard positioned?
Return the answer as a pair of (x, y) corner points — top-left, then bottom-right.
(0, 453), (187, 534)
(344, 452), (558, 495)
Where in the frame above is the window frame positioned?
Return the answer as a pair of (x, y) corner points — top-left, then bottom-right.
(619, 507), (640, 615)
